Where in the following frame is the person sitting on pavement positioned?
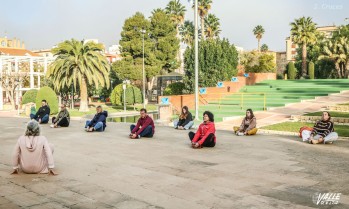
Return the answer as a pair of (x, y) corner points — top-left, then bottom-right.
(307, 111), (338, 144)
(30, 100), (50, 124)
(233, 109), (257, 136)
(188, 111), (216, 149)
(50, 104), (70, 128)
(85, 106), (108, 132)
(11, 120), (56, 175)
(129, 108), (155, 139)
(174, 106), (194, 130)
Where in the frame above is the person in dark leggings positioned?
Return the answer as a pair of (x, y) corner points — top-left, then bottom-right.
(188, 111), (216, 148)
(51, 104), (70, 128)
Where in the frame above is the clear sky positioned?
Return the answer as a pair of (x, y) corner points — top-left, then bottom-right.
(1, 0), (348, 51)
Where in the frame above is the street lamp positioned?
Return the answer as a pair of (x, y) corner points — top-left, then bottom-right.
(188, 0), (199, 120)
(123, 80), (130, 112)
(140, 29), (146, 109)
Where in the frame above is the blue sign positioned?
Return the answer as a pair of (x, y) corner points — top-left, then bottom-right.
(217, 82), (224, 88)
(244, 73), (249, 77)
(231, 77), (238, 82)
(161, 97), (169, 104)
(199, 88), (207, 94)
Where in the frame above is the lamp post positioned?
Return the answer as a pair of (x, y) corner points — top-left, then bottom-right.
(140, 29), (146, 109)
(123, 80), (127, 112)
(15, 78), (20, 115)
(194, 0), (199, 120)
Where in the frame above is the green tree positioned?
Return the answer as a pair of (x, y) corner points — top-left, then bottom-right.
(193, 0), (212, 40)
(287, 62), (296, 79)
(163, 82), (185, 95)
(319, 37), (349, 78)
(36, 86), (58, 115)
(294, 32), (336, 78)
(308, 61), (315, 79)
(47, 39), (110, 112)
(290, 16), (317, 77)
(21, 89), (38, 105)
(165, 0), (186, 38)
(204, 14), (221, 39)
(184, 39), (238, 92)
(241, 51), (276, 73)
(179, 20), (194, 46)
(253, 25), (265, 52)
(260, 44), (269, 52)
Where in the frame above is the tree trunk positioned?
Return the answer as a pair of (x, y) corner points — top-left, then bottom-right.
(79, 77), (89, 112)
(6, 89), (15, 110)
(346, 61), (349, 78)
(335, 63), (342, 78)
(147, 77), (156, 101)
(258, 38), (261, 52)
(302, 44), (307, 77)
(200, 16), (205, 40)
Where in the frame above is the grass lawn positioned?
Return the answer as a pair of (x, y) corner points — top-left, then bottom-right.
(339, 103), (349, 106)
(261, 122), (349, 137)
(304, 111), (349, 118)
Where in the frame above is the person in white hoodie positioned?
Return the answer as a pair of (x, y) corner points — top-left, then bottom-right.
(11, 120), (56, 175)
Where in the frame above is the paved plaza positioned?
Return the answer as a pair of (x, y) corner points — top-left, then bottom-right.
(0, 117), (349, 209)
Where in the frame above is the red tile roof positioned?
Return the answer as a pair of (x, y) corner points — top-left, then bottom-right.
(0, 48), (40, 56)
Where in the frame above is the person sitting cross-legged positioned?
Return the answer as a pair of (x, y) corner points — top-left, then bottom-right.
(129, 108), (155, 139)
(174, 106), (194, 130)
(30, 99), (50, 124)
(51, 104), (70, 128)
(188, 111), (216, 149)
(233, 109), (258, 136)
(308, 111), (338, 144)
(11, 120), (56, 175)
(85, 106), (108, 132)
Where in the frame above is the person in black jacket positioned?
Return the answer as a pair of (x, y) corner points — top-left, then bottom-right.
(85, 106), (108, 132)
(174, 106), (194, 130)
(30, 100), (50, 124)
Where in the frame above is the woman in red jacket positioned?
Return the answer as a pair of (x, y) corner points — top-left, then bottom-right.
(188, 111), (216, 148)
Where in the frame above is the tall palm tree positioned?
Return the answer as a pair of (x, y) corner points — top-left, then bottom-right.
(165, 0), (186, 38)
(319, 37), (349, 78)
(179, 20), (195, 46)
(193, 0), (212, 40)
(204, 14), (221, 39)
(47, 39), (110, 112)
(253, 25), (265, 52)
(290, 16), (317, 77)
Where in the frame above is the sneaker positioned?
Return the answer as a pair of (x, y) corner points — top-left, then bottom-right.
(50, 124), (54, 128)
(237, 132), (244, 136)
(137, 135), (141, 139)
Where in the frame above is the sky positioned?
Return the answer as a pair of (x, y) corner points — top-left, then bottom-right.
(1, 0), (348, 51)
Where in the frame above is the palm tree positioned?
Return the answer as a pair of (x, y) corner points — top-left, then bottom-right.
(204, 14), (221, 39)
(260, 44), (269, 52)
(193, 0), (212, 40)
(319, 37), (349, 78)
(165, 0), (186, 38)
(253, 25), (265, 52)
(47, 39), (110, 112)
(290, 17), (317, 77)
(179, 20), (195, 46)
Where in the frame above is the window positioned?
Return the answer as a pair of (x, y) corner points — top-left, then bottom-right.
(1, 41), (5, 47)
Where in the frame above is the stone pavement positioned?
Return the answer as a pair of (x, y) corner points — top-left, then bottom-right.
(0, 117), (349, 209)
(216, 90), (349, 130)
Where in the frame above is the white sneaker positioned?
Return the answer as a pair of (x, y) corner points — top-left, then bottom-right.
(50, 124), (54, 128)
(237, 132), (244, 136)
